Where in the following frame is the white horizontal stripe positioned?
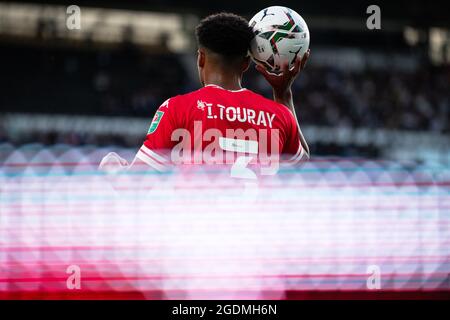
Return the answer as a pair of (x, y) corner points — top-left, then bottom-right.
(140, 145), (168, 163)
(287, 145), (309, 164)
(135, 151), (167, 172)
(287, 144), (302, 161)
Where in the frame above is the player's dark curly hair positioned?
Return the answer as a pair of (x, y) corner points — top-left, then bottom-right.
(195, 12), (254, 58)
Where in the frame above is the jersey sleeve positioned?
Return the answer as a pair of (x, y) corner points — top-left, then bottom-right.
(135, 98), (176, 171)
(282, 110), (308, 164)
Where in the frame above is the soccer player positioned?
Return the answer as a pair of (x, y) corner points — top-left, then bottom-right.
(100, 13), (310, 177)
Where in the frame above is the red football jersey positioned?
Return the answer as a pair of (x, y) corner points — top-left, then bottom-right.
(135, 84), (306, 175)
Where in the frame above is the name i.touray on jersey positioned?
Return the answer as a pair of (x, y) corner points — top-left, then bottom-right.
(135, 84), (307, 175)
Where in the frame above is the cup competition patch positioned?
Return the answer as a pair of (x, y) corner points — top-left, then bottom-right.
(148, 111), (164, 134)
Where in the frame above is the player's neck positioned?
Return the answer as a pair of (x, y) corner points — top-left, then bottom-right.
(204, 71), (243, 91)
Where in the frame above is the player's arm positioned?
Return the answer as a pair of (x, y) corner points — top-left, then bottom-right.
(129, 98), (175, 172)
(99, 98), (175, 173)
(256, 49), (310, 159)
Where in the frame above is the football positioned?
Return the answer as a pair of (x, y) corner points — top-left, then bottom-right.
(249, 6), (310, 74)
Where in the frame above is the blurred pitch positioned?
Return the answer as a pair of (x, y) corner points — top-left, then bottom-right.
(1, 145), (449, 299)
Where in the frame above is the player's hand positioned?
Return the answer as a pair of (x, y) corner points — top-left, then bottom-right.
(98, 152), (129, 174)
(256, 49), (310, 96)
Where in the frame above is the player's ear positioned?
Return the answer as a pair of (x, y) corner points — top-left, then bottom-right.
(197, 48), (205, 68)
(242, 55), (251, 73)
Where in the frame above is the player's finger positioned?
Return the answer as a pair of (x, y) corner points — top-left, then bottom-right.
(255, 63), (267, 74)
(301, 49), (310, 70)
(255, 64), (267, 76)
(291, 55), (302, 76)
(255, 64), (272, 80)
(281, 61), (289, 75)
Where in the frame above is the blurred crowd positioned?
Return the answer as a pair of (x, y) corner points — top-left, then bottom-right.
(245, 64), (450, 133)
(1, 43), (449, 152)
(0, 43), (188, 117)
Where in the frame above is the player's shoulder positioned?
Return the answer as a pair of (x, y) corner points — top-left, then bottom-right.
(243, 89), (283, 107)
(243, 89), (295, 123)
(161, 87), (208, 108)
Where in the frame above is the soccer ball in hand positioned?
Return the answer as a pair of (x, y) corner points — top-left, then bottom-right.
(249, 6), (310, 74)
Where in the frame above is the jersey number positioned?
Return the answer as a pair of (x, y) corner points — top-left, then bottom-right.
(218, 137), (258, 180)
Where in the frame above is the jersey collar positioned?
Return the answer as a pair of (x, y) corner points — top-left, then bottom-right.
(204, 84), (247, 92)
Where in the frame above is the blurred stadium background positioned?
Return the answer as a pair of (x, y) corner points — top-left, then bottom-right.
(0, 0), (449, 162)
(0, 0), (449, 300)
